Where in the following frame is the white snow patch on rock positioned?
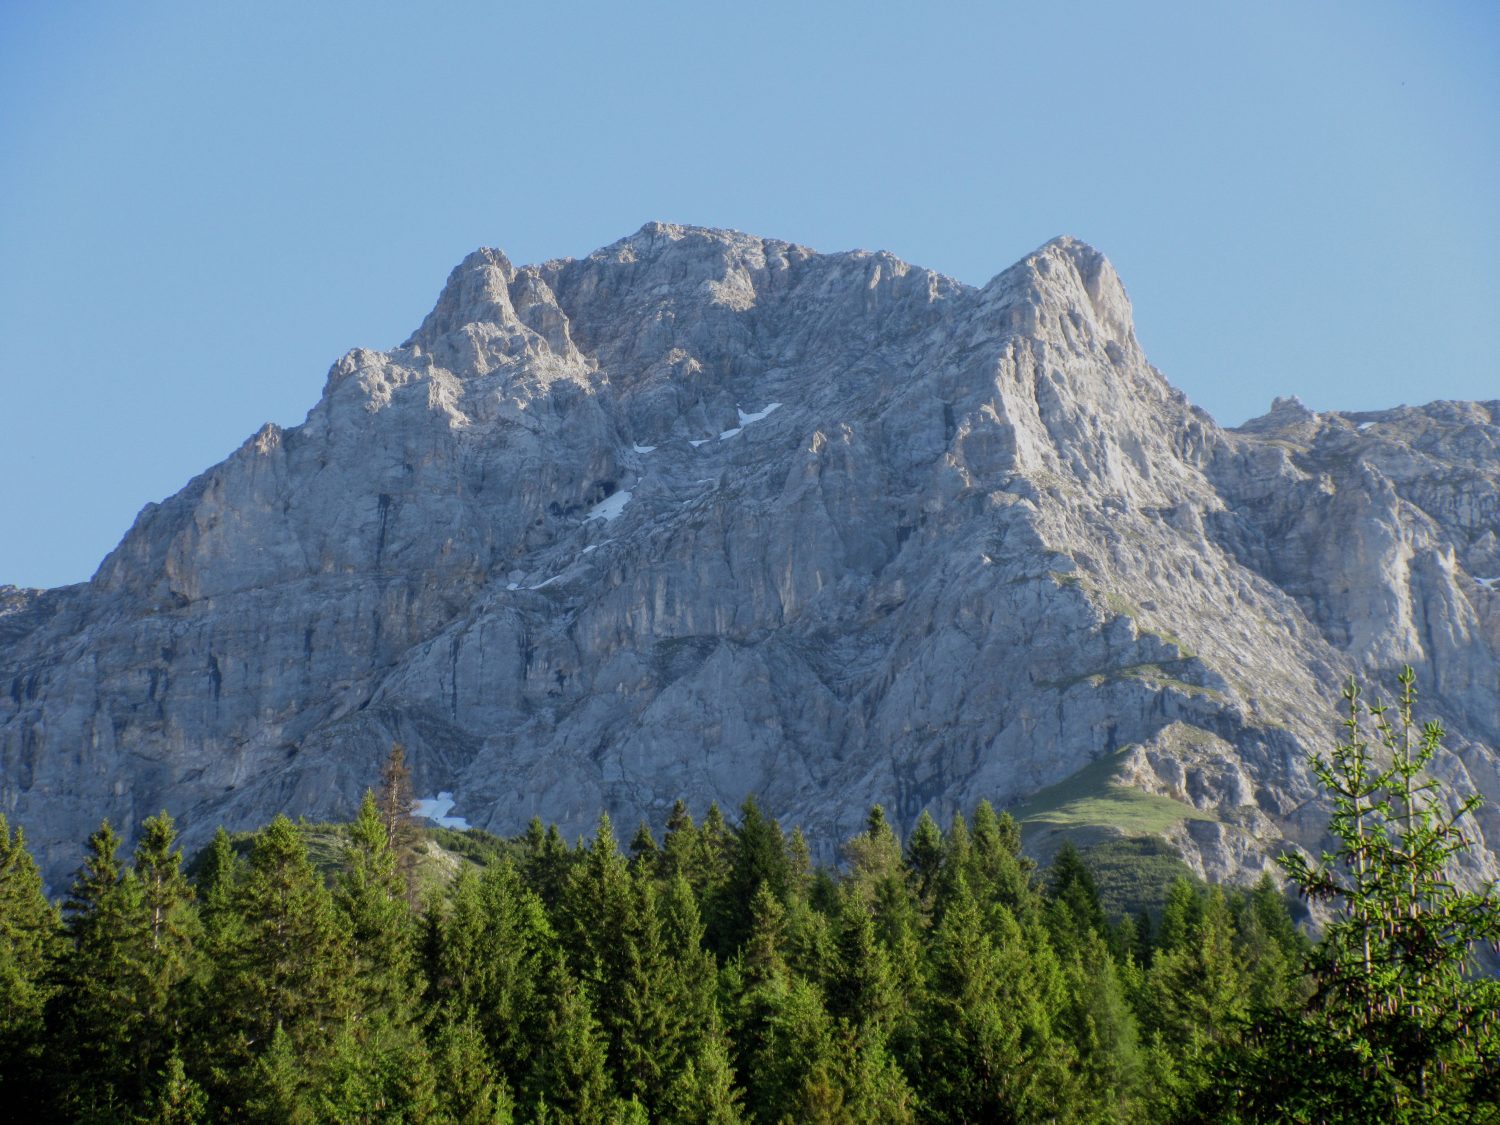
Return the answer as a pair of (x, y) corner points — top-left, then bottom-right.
(412, 792), (471, 830)
(738, 402), (782, 425)
(632, 443), (656, 454)
(585, 490), (632, 522)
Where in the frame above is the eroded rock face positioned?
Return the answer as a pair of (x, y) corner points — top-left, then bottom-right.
(3, 223), (1498, 888)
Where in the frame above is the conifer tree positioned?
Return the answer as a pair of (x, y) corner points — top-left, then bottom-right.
(695, 801), (734, 896)
(316, 1018), (438, 1123)
(51, 819), (153, 1119)
(563, 814), (688, 1111)
(242, 1023), (315, 1125)
(659, 800), (699, 885)
(1046, 840), (1109, 957)
(428, 861), (554, 1082)
(377, 741), (421, 901)
(968, 800), (1038, 920)
(903, 808), (944, 910)
(126, 813), (204, 1103)
(628, 820), (659, 874)
(714, 795), (791, 953)
(0, 815), (59, 1111)
(1141, 883), (1247, 1111)
(1057, 927), (1144, 1119)
(521, 818), (575, 914)
(826, 890), (900, 1040)
(660, 873), (718, 1039)
(1222, 670), (1500, 1118)
(782, 892), (840, 989)
(218, 815), (353, 1083)
(430, 1008), (517, 1124)
(195, 826), (242, 950)
(659, 1017), (746, 1125)
(919, 872), (1076, 1122)
(140, 1051), (208, 1124)
(521, 957), (613, 1124)
(842, 805), (903, 906)
(337, 789), (419, 1016)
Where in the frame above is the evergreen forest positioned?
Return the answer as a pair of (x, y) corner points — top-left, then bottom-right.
(1, 671), (1497, 1123)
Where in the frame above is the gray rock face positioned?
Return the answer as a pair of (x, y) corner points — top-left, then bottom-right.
(4, 223), (1499, 889)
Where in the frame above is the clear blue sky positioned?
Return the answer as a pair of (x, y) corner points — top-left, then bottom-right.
(2, 1), (1496, 589)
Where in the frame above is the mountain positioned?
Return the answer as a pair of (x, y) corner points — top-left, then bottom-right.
(4, 223), (1499, 889)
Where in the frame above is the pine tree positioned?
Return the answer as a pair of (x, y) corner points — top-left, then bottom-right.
(0, 815), (59, 1111)
(195, 826), (242, 949)
(659, 1018), (746, 1125)
(430, 1008), (517, 1124)
(316, 1018), (438, 1123)
(1141, 883), (1247, 1113)
(968, 800), (1038, 920)
(51, 819), (153, 1119)
(903, 809), (944, 910)
(140, 1050), (208, 1124)
(1057, 928), (1144, 1119)
(695, 801), (733, 899)
(919, 873), (1076, 1123)
(218, 815), (353, 1083)
(1045, 839), (1108, 953)
(826, 890), (900, 1040)
(242, 1023), (315, 1124)
(628, 820), (659, 874)
(427, 861), (555, 1083)
(713, 795), (791, 954)
(660, 873), (718, 1040)
(659, 800), (699, 885)
(377, 741), (420, 902)
(521, 818), (575, 914)
(337, 789), (419, 1018)
(1223, 670), (1500, 1118)
(521, 957), (613, 1124)
(126, 813), (204, 1104)
(842, 805), (903, 906)
(562, 814), (687, 1112)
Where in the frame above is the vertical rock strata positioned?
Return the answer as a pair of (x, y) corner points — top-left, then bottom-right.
(3, 224), (1498, 887)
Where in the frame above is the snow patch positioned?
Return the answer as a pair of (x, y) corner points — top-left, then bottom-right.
(507, 582), (519, 590)
(412, 792), (471, 830)
(1477, 576), (1500, 591)
(632, 443), (656, 454)
(719, 426), (742, 440)
(689, 439), (709, 448)
(1358, 422), (1374, 431)
(529, 575), (562, 590)
(738, 402), (782, 425)
(585, 490), (632, 522)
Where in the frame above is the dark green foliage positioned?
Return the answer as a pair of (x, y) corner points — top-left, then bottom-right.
(215, 813), (354, 1098)
(1229, 669), (1500, 1120)
(713, 795), (792, 955)
(0, 814), (58, 1110)
(4, 673), (1497, 1121)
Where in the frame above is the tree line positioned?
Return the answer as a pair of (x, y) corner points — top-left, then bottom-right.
(0, 670), (1496, 1122)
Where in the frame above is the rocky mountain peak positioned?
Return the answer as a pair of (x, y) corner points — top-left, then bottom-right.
(3, 225), (1497, 895)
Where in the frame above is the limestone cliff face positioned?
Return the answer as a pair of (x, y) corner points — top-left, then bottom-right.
(3, 224), (1498, 887)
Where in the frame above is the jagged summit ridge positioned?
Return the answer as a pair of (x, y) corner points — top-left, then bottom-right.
(3, 226), (1498, 893)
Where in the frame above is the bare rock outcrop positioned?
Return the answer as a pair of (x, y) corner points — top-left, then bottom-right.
(4, 224), (1497, 889)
